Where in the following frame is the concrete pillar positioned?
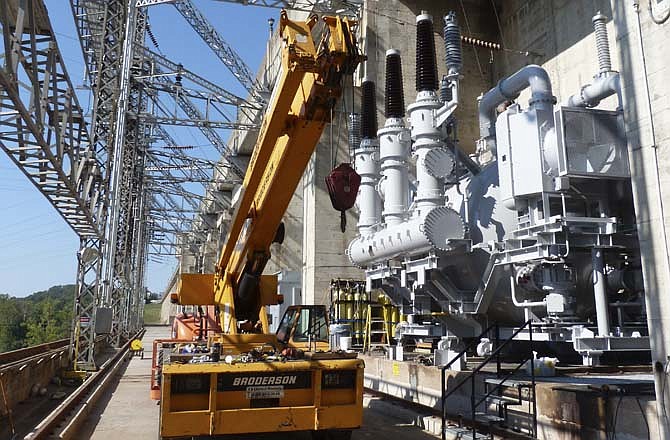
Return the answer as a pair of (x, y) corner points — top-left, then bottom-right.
(301, 133), (363, 305)
(609, 1), (670, 438)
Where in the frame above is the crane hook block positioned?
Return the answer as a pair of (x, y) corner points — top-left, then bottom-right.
(325, 163), (361, 232)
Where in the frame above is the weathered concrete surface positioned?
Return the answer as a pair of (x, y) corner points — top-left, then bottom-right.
(0, 348), (70, 440)
(79, 326), (168, 439)
(0, 347), (68, 416)
(159, 293), (176, 326)
(361, 353), (479, 415)
(608, 3), (670, 438)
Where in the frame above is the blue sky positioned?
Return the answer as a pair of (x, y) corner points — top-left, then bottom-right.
(0, 0), (275, 297)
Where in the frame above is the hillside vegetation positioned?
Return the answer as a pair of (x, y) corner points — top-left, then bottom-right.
(0, 285), (75, 352)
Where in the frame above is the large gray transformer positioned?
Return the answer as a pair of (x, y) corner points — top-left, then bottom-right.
(348, 12), (648, 366)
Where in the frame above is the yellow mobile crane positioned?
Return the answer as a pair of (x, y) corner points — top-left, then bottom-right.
(156, 11), (364, 440)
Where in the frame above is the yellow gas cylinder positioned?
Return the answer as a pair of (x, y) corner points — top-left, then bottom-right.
(353, 290), (362, 340)
(345, 292), (354, 322)
(337, 287), (346, 322)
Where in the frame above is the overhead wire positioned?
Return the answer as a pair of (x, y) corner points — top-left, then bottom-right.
(0, 251), (75, 271)
(489, 0), (508, 66)
(0, 217), (62, 235)
(458, 0), (485, 82)
(636, 397), (651, 440)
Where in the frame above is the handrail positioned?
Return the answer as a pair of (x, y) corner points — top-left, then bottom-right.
(470, 320), (532, 376)
(25, 329), (145, 439)
(441, 320), (537, 440)
(442, 320), (531, 401)
(0, 339), (69, 366)
(473, 356), (529, 409)
(442, 322), (498, 370)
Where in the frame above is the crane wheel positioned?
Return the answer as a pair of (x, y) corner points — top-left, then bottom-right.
(311, 429), (353, 440)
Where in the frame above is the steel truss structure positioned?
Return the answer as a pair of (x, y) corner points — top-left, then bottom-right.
(0, 0), (106, 370)
(135, 0), (362, 15)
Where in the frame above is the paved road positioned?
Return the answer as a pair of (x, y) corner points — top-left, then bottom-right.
(81, 326), (438, 439)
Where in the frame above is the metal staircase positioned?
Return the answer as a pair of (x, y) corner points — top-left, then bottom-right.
(440, 321), (538, 440)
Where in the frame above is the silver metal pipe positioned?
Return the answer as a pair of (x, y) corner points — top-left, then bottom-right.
(565, 14), (621, 109)
(565, 72), (621, 108)
(510, 274), (546, 309)
(478, 64), (554, 141)
(592, 248), (611, 337)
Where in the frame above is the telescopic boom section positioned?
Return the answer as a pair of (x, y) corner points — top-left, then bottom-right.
(176, 11), (362, 335)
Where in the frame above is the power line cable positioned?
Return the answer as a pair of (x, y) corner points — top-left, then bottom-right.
(458, 0), (485, 82)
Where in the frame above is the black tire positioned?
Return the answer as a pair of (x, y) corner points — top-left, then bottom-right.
(311, 430), (353, 440)
(157, 399), (163, 440)
(329, 430), (353, 440)
(311, 431), (327, 440)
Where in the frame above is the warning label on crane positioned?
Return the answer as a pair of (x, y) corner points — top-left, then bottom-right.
(245, 385), (284, 400)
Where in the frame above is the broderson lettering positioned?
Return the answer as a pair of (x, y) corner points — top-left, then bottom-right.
(232, 376), (297, 386)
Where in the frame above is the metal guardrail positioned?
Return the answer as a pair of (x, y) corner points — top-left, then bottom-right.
(0, 339), (69, 367)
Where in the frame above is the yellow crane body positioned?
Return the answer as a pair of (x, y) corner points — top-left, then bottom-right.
(160, 357), (364, 437)
(158, 11), (364, 439)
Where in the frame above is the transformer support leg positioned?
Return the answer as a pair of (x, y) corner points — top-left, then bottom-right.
(592, 248), (611, 337)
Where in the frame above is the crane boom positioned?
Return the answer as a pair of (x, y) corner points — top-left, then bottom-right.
(176, 12), (361, 335)
(158, 13), (365, 439)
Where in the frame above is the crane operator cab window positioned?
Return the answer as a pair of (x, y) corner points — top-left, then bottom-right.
(276, 306), (329, 349)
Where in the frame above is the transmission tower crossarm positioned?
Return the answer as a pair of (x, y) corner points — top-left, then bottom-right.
(141, 114), (258, 131)
(171, 0), (264, 102)
(135, 0), (361, 15)
(142, 47), (256, 109)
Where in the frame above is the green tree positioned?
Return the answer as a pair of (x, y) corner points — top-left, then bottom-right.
(0, 294), (26, 351)
(25, 298), (61, 345)
(0, 285), (75, 351)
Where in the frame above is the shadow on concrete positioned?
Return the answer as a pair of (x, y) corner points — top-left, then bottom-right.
(75, 356), (135, 438)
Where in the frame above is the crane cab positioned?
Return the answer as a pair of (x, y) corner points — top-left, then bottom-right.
(276, 305), (330, 351)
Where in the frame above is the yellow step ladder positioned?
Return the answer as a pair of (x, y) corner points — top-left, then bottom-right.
(364, 303), (390, 353)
